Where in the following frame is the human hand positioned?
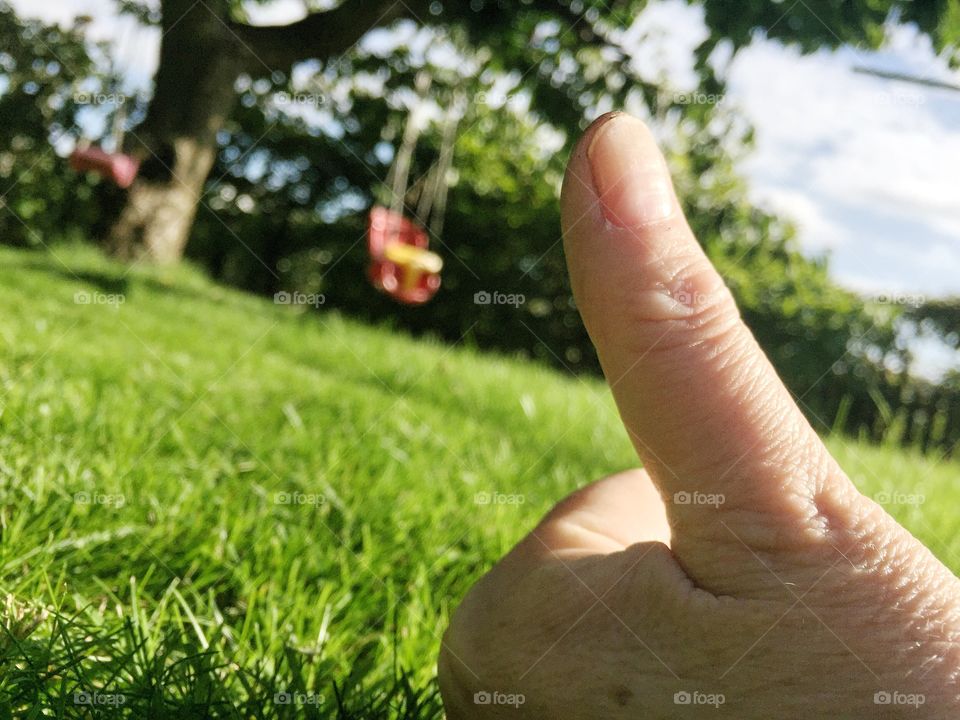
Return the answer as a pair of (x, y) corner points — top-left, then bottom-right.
(438, 113), (960, 718)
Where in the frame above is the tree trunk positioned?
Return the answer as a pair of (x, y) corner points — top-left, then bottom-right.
(106, 1), (240, 263)
(107, 136), (220, 263)
(104, 0), (424, 264)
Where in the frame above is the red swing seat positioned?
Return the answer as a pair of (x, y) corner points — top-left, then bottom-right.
(69, 146), (140, 189)
(367, 205), (442, 305)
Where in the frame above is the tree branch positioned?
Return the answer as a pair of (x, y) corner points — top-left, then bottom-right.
(229, 0), (430, 74)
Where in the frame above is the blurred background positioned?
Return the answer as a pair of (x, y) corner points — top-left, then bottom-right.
(1, 0), (959, 449)
(2, 2), (960, 716)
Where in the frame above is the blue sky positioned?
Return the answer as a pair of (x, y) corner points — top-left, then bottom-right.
(628, 0), (960, 298)
(14, 0), (960, 375)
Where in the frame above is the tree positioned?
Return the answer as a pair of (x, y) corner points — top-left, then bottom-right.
(105, 0), (419, 261)
(101, 0), (960, 263)
(104, 0), (628, 262)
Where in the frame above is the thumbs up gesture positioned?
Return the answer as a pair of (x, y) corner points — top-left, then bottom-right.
(438, 113), (960, 719)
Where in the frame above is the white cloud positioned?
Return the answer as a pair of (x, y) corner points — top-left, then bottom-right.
(755, 186), (849, 253)
(728, 23), (960, 297)
(622, 2), (960, 302)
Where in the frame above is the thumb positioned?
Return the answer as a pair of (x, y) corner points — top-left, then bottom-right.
(561, 112), (853, 591)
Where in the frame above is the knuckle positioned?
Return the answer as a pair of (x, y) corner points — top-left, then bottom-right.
(591, 250), (742, 359)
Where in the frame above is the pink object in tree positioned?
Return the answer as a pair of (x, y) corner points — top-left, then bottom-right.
(69, 146), (140, 189)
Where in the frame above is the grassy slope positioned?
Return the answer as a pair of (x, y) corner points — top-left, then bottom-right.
(0, 245), (955, 718)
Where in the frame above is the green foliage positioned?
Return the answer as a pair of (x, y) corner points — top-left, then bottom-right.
(697, 0), (959, 62)
(0, 244), (956, 717)
(906, 297), (960, 349)
(0, 4), (107, 247)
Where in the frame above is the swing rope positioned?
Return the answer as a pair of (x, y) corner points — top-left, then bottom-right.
(387, 72), (432, 225)
(418, 89), (466, 240)
(383, 72), (464, 242)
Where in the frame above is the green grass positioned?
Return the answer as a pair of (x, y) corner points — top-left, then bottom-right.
(0, 244), (956, 718)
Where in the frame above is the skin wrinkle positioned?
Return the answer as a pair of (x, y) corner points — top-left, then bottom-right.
(586, 294), (734, 363)
(889, 551), (960, 637)
(637, 329), (817, 521)
(549, 517), (643, 557)
(577, 233), (730, 343)
(720, 356), (795, 455)
(625, 320), (749, 428)
(798, 508), (960, 686)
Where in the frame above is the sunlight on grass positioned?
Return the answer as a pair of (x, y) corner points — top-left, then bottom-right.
(0, 245), (955, 717)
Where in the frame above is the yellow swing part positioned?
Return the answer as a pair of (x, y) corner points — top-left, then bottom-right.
(383, 242), (444, 292)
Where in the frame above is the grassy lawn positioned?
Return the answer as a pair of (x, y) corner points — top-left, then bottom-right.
(0, 245), (956, 718)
